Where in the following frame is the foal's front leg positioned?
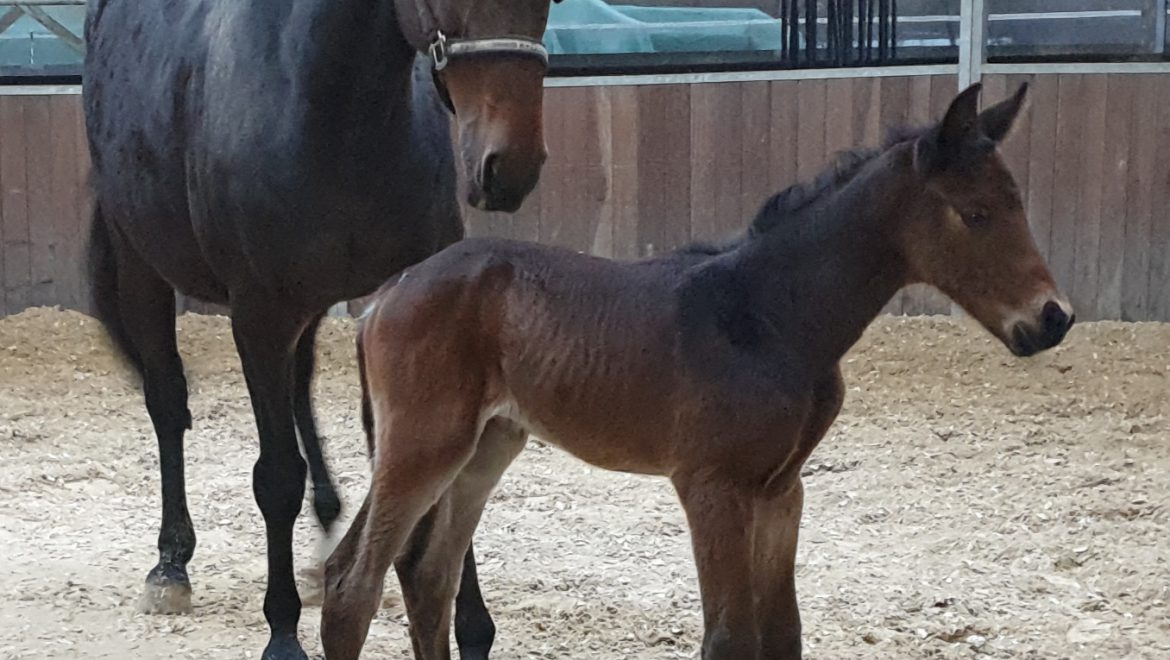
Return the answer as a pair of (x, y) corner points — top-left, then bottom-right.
(673, 474), (760, 660)
(752, 480), (804, 659)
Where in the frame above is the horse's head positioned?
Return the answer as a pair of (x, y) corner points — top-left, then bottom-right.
(900, 83), (1074, 357)
(396, 0), (557, 212)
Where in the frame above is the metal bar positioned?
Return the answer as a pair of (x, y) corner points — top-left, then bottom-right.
(1155, 0), (1167, 54)
(957, 0), (986, 89)
(0, 7), (23, 35)
(983, 61), (1170, 75)
(546, 64), (959, 88)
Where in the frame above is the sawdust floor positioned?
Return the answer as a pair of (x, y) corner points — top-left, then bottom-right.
(1, 308), (1168, 659)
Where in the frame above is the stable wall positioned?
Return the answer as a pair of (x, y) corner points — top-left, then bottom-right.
(1, 69), (1167, 321)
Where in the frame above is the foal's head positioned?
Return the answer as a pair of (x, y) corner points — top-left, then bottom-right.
(396, 0), (557, 212)
(898, 83), (1073, 356)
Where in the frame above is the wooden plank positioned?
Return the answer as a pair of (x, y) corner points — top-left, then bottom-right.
(999, 74), (1033, 203)
(878, 76), (910, 316)
(794, 79), (827, 182)
(71, 95), (94, 316)
(739, 81), (772, 229)
(609, 85), (640, 260)
(768, 80), (800, 192)
(25, 96), (55, 308)
(1121, 74), (1159, 321)
(1049, 74), (1086, 300)
(542, 87), (609, 254)
(852, 77), (883, 152)
(1147, 76), (1170, 321)
(1071, 75), (1108, 319)
(1096, 73), (1135, 322)
(1024, 74), (1059, 266)
(690, 82), (743, 244)
(635, 84), (691, 256)
(0, 97), (30, 315)
(823, 78), (855, 156)
(48, 96), (83, 312)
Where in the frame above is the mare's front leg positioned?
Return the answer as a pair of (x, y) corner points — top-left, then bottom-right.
(232, 304), (313, 660)
(673, 473), (761, 660)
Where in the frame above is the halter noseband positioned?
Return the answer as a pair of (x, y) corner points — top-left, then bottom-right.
(428, 30), (549, 72)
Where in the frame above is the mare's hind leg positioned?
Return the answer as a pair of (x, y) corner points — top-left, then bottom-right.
(109, 240), (197, 615)
(397, 418), (526, 660)
(673, 473), (761, 660)
(320, 404), (484, 660)
(290, 313), (344, 606)
(294, 314), (342, 535)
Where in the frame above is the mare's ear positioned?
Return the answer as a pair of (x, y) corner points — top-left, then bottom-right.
(979, 82), (1029, 143)
(915, 83), (983, 176)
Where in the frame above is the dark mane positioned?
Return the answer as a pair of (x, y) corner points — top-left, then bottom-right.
(677, 124), (931, 256)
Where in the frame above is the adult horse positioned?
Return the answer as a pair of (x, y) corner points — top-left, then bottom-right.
(83, 0), (556, 657)
(321, 83), (1076, 659)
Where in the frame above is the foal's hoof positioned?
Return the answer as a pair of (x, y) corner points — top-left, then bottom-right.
(262, 633), (309, 660)
(138, 565), (193, 615)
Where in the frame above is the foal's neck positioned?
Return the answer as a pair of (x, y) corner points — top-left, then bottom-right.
(734, 147), (917, 375)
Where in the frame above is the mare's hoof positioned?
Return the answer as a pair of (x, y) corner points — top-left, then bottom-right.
(262, 633), (309, 660)
(138, 565), (192, 615)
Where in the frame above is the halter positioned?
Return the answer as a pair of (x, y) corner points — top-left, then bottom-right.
(414, 1), (550, 113)
(427, 31), (549, 72)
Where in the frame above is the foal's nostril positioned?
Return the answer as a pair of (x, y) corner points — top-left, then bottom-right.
(1040, 300), (1073, 346)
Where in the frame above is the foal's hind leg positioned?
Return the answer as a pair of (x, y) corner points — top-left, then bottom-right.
(107, 241), (197, 615)
(320, 406), (484, 660)
(396, 418), (526, 660)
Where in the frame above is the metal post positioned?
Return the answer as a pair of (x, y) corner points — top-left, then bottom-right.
(958, 0), (987, 89)
(1155, 0), (1167, 54)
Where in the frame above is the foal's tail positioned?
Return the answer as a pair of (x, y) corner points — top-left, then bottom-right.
(86, 202), (144, 377)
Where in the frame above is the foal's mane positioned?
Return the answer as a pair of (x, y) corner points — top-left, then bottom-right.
(679, 124), (930, 255)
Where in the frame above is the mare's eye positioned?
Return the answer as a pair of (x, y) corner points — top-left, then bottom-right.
(962, 211), (989, 228)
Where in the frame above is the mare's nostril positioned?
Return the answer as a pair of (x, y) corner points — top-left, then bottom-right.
(481, 153), (500, 196)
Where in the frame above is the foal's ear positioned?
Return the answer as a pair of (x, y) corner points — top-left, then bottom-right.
(915, 83), (983, 174)
(978, 82), (1029, 143)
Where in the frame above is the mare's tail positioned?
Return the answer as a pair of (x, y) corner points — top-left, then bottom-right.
(86, 202), (144, 377)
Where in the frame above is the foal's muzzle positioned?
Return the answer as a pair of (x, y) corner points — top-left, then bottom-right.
(1009, 300), (1075, 357)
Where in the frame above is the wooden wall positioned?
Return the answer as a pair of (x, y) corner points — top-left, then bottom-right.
(0, 94), (89, 316)
(1, 72), (1168, 321)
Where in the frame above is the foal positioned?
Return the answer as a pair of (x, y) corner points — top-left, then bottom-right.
(321, 83), (1074, 659)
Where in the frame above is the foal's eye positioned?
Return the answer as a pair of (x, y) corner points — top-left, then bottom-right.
(961, 211), (989, 229)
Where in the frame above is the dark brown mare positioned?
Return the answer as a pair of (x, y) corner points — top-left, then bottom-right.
(83, 0), (559, 657)
(320, 82), (1075, 659)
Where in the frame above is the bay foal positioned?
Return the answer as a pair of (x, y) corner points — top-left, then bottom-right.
(322, 83), (1074, 659)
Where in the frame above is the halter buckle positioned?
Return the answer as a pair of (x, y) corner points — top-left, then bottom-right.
(429, 31), (449, 71)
